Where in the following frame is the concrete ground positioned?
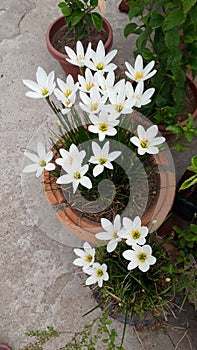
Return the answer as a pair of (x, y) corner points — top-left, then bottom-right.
(0, 0), (197, 349)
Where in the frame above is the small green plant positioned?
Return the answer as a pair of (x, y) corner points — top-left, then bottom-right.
(58, 0), (104, 40)
(179, 155), (197, 190)
(124, 0), (197, 126)
(18, 312), (125, 350)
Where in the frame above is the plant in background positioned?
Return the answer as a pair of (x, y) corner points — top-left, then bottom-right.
(179, 155), (197, 190)
(58, 0), (106, 41)
(124, 0), (197, 126)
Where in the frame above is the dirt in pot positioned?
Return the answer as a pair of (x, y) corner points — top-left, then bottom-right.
(51, 25), (108, 54)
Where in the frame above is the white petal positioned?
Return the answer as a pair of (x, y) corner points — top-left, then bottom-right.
(93, 164), (104, 177)
(45, 163), (55, 171)
(24, 151), (39, 163)
(56, 174), (72, 184)
(80, 176), (92, 189)
(37, 142), (46, 159)
(23, 164), (38, 173)
(85, 275), (97, 286)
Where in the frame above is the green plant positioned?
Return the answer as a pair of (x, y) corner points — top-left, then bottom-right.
(58, 0), (105, 40)
(179, 155), (197, 190)
(124, 0), (197, 126)
(18, 312), (125, 350)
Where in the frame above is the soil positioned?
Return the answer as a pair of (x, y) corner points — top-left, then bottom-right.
(51, 25), (108, 54)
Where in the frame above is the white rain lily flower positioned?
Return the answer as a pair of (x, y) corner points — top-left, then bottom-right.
(88, 111), (120, 141)
(73, 242), (95, 272)
(85, 262), (109, 287)
(119, 216), (148, 247)
(23, 66), (55, 98)
(125, 55), (157, 82)
(79, 87), (107, 114)
(23, 142), (55, 177)
(123, 244), (157, 272)
(54, 89), (76, 114)
(89, 141), (121, 177)
(130, 125), (166, 155)
(104, 80), (136, 117)
(78, 68), (97, 93)
(56, 159), (92, 193)
(55, 144), (86, 170)
(96, 215), (122, 253)
(65, 41), (92, 67)
(95, 70), (115, 97)
(126, 81), (155, 108)
(85, 40), (117, 73)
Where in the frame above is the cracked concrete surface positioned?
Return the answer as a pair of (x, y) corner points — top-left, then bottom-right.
(0, 1), (197, 349)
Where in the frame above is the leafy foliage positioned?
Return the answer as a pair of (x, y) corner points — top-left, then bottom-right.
(124, 0), (197, 126)
(58, 0), (103, 40)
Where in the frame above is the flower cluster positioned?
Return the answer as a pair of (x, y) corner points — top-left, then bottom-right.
(73, 215), (156, 287)
(22, 40), (165, 291)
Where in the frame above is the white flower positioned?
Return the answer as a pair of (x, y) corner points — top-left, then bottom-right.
(104, 80), (136, 117)
(95, 70), (115, 97)
(85, 40), (117, 73)
(55, 144), (86, 170)
(96, 215), (122, 253)
(54, 89), (76, 114)
(54, 75), (79, 113)
(73, 242), (95, 271)
(119, 216), (148, 246)
(56, 159), (92, 193)
(122, 244), (156, 272)
(78, 68), (97, 93)
(85, 262), (109, 287)
(79, 87), (107, 115)
(23, 142), (55, 177)
(89, 141), (121, 177)
(88, 111), (120, 141)
(65, 41), (92, 67)
(125, 55), (157, 82)
(126, 81), (155, 108)
(23, 66), (55, 98)
(130, 125), (166, 155)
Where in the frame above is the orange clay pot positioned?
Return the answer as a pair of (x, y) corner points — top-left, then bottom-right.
(43, 137), (176, 244)
(46, 15), (113, 82)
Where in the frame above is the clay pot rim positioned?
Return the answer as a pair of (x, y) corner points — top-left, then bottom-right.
(46, 15), (113, 64)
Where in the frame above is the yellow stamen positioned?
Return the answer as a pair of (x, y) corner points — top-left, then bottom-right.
(90, 102), (98, 111)
(140, 139), (150, 148)
(39, 159), (46, 167)
(99, 123), (108, 132)
(64, 89), (72, 98)
(86, 82), (94, 91)
(96, 62), (104, 70)
(85, 254), (93, 263)
(42, 88), (49, 96)
(99, 157), (107, 165)
(135, 71), (144, 80)
(74, 171), (81, 179)
(131, 230), (141, 240)
(76, 55), (84, 62)
(115, 104), (123, 112)
(96, 269), (103, 277)
(113, 232), (118, 239)
(137, 253), (147, 262)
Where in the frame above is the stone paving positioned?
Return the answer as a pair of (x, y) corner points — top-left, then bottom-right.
(0, 1), (197, 349)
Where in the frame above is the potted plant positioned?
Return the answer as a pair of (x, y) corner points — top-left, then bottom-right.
(123, 0), (197, 136)
(46, 0), (113, 80)
(22, 40), (182, 339)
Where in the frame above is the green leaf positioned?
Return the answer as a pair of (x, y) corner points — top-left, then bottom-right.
(163, 8), (185, 31)
(179, 174), (197, 190)
(58, 3), (72, 16)
(136, 29), (151, 51)
(124, 23), (137, 37)
(149, 13), (164, 29)
(171, 142), (189, 151)
(191, 156), (197, 172)
(190, 223), (197, 233)
(91, 12), (102, 31)
(128, 6), (142, 20)
(165, 28), (180, 51)
(71, 10), (84, 27)
(182, 0), (197, 14)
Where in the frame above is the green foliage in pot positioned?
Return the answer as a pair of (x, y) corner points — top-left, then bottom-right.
(124, 0), (197, 126)
(179, 155), (197, 190)
(58, 0), (105, 40)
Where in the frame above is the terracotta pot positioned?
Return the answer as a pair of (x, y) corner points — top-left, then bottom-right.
(43, 132), (176, 243)
(46, 15), (113, 81)
(0, 345), (12, 350)
(158, 75), (197, 138)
